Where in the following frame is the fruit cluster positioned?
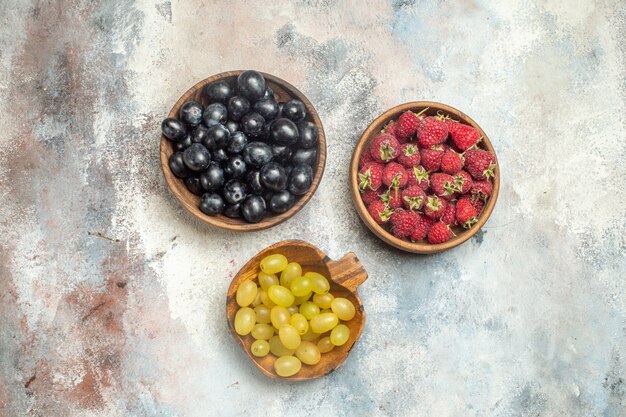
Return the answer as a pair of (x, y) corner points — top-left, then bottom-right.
(358, 109), (496, 244)
(161, 70), (318, 223)
(233, 253), (356, 377)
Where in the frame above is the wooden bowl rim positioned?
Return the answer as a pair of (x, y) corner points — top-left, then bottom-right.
(225, 239), (367, 381)
(350, 101), (500, 254)
(160, 70), (327, 232)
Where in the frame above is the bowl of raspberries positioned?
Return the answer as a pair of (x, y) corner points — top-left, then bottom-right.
(160, 70), (326, 231)
(350, 101), (499, 253)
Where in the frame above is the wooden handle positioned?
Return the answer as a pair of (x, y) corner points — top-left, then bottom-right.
(326, 253), (368, 292)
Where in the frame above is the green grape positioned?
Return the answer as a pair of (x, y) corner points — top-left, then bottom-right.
(236, 280), (258, 307)
(253, 305), (271, 324)
(299, 301), (320, 320)
(312, 293), (334, 309)
(269, 335), (294, 356)
(251, 288), (263, 307)
(251, 323), (275, 340)
(290, 276), (313, 297)
(317, 336), (335, 353)
(305, 272), (330, 294)
(289, 313), (309, 335)
(279, 324), (301, 349)
(260, 254), (288, 274)
(270, 306), (291, 329)
(268, 284), (295, 307)
(301, 327), (320, 341)
(295, 341), (321, 365)
(274, 355), (301, 377)
(280, 262), (302, 287)
(309, 313), (339, 334)
(320, 308), (332, 314)
(293, 293), (312, 305)
(330, 297), (356, 321)
(330, 324), (350, 346)
(260, 290), (276, 308)
(251, 339), (270, 357)
(258, 272), (279, 291)
(234, 307), (256, 336)
(286, 305), (299, 315)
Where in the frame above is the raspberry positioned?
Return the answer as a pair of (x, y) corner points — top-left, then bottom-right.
(427, 221), (452, 244)
(390, 210), (419, 239)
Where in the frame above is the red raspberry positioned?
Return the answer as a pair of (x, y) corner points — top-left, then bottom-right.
(441, 201), (458, 226)
(420, 145), (445, 172)
(396, 143), (421, 168)
(456, 198), (478, 228)
(382, 162), (408, 189)
(440, 149), (464, 175)
(428, 221), (452, 244)
(370, 134), (400, 163)
(406, 165), (430, 190)
(454, 170), (473, 194)
(395, 111), (421, 141)
(367, 200), (392, 225)
(430, 173), (458, 198)
(409, 214), (434, 241)
(464, 149), (496, 180)
(358, 150), (374, 168)
(358, 162), (384, 191)
(384, 120), (399, 139)
(471, 179), (493, 200)
(381, 190), (403, 209)
(401, 186), (426, 211)
(447, 120), (480, 151)
(390, 210), (419, 239)
(417, 116), (449, 147)
(360, 189), (380, 206)
(424, 195), (447, 220)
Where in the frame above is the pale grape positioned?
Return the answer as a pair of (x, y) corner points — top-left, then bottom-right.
(251, 289), (262, 307)
(269, 335), (294, 356)
(312, 293), (334, 309)
(274, 355), (301, 377)
(301, 327), (320, 341)
(260, 254), (288, 274)
(254, 305), (271, 324)
(280, 262), (302, 287)
(251, 323), (275, 340)
(290, 276), (313, 297)
(289, 313), (309, 335)
(268, 284), (295, 307)
(260, 290), (276, 308)
(317, 336), (335, 353)
(331, 297), (356, 321)
(236, 280), (258, 307)
(279, 324), (301, 349)
(305, 271), (330, 294)
(286, 305), (299, 315)
(258, 271), (279, 291)
(270, 306), (291, 329)
(295, 341), (321, 365)
(234, 307), (256, 336)
(310, 312), (339, 334)
(251, 339), (270, 357)
(330, 324), (350, 346)
(293, 293), (312, 305)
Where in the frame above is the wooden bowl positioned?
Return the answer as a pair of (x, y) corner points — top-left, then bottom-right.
(226, 240), (367, 381)
(160, 71), (326, 231)
(350, 101), (500, 254)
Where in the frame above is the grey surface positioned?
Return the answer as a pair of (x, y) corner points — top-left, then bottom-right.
(0, 0), (624, 416)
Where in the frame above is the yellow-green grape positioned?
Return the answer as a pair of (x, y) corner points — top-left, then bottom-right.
(301, 327), (320, 341)
(295, 341), (321, 365)
(236, 280), (258, 307)
(286, 305), (299, 315)
(251, 339), (270, 357)
(260, 290), (276, 308)
(290, 276), (313, 297)
(305, 271), (330, 294)
(260, 254), (288, 274)
(290, 313), (309, 335)
(312, 292), (334, 309)
(274, 355), (301, 377)
(330, 324), (350, 346)
(279, 324), (301, 350)
(268, 284), (295, 307)
(317, 336), (335, 353)
(310, 313), (339, 334)
(293, 293), (312, 305)
(258, 272), (279, 291)
(320, 309), (332, 314)
(234, 307), (256, 336)
(253, 305), (271, 324)
(269, 335), (294, 356)
(251, 288), (262, 307)
(270, 306), (291, 329)
(330, 297), (356, 321)
(251, 323), (275, 340)
(280, 262), (302, 287)
(299, 301), (320, 320)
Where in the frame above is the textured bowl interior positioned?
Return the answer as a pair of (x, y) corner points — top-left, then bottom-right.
(160, 71), (326, 232)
